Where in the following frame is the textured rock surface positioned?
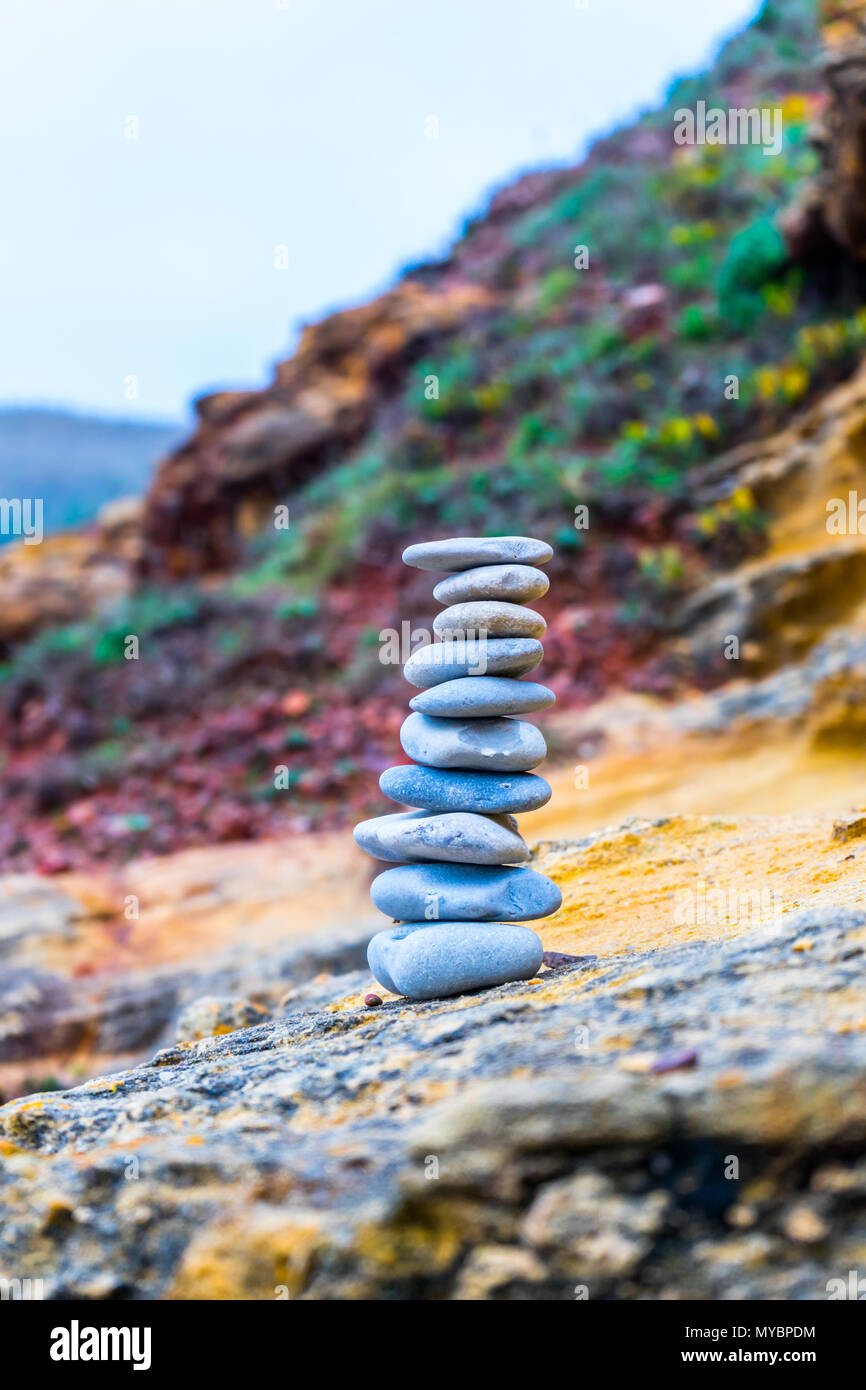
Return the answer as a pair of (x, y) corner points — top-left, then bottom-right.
(173, 994), (270, 1044)
(2, 810), (866, 1299)
(0, 833), (380, 1100)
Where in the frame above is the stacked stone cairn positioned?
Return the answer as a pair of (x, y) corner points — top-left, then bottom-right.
(355, 536), (562, 1000)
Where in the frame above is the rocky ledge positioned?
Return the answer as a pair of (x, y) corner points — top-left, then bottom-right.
(1, 812), (866, 1300)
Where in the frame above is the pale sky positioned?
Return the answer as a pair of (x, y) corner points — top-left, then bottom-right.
(0, 0), (759, 423)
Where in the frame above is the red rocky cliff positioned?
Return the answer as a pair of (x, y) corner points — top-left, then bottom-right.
(139, 281), (492, 578)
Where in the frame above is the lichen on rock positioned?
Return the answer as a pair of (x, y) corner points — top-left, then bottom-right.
(2, 814), (866, 1299)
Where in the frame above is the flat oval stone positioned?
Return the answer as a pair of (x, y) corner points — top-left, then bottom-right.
(400, 711), (546, 772)
(371, 863), (562, 922)
(353, 809), (528, 865)
(380, 764), (551, 813)
(410, 677), (555, 719)
(367, 921), (544, 999)
(403, 637), (543, 688)
(433, 563), (550, 605)
(433, 601), (546, 640)
(402, 536), (553, 572)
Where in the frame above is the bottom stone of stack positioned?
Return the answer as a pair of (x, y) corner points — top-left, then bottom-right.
(367, 921), (543, 1001)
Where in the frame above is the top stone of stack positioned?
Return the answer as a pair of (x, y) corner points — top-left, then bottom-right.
(402, 536), (553, 572)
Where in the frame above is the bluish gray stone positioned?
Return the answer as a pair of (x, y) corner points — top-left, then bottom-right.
(371, 862), (562, 922)
(353, 809), (529, 865)
(379, 763), (552, 812)
(400, 711), (546, 772)
(433, 601), (546, 640)
(433, 564), (549, 606)
(403, 637), (543, 688)
(409, 676), (555, 719)
(367, 921), (544, 999)
(366, 931), (399, 994)
(402, 536), (553, 572)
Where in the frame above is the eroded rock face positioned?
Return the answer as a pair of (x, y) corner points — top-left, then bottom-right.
(138, 282), (492, 578)
(783, 18), (866, 262)
(0, 498), (142, 655)
(0, 834), (378, 1099)
(1, 816), (865, 1300)
(679, 359), (866, 674)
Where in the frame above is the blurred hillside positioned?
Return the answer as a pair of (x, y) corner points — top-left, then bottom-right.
(3, 0), (866, 873)
(0, 409), (181, 539)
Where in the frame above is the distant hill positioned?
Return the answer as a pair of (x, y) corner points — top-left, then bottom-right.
(0, 408), (183, 541)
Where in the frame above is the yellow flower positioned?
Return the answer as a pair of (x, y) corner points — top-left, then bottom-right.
(819, 322), (845, 354)
(781, 94), (809, 123)
(731, 486), (755, 514)
(780, 365), (808, 400)
(755, 367), (780, 400)
(473, 382), (510, 413)
(660, 417), (693, 446)
(693, 413), (719, 438)
(623, 420), (649, 440)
